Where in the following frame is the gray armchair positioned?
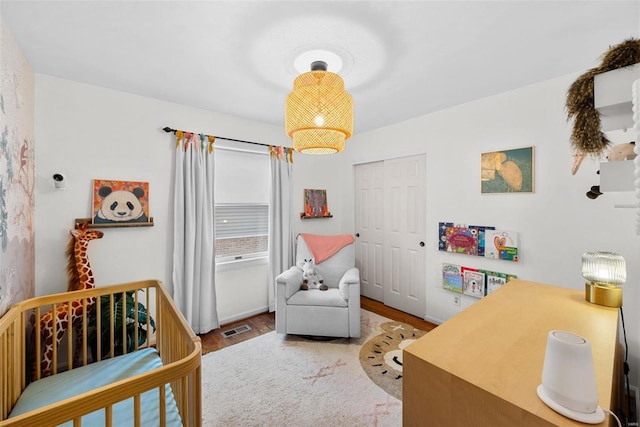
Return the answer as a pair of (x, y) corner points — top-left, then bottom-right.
(275, 234), (360, 338)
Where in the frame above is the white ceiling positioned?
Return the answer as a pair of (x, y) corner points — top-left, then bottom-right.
(2, 1), (639, 135)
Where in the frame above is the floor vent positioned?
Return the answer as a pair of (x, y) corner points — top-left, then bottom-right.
(221, 324), (252, 338)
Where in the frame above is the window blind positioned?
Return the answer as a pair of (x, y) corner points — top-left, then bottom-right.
(215, 204), (268, 238)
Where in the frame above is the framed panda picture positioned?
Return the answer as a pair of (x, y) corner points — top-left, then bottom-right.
(92, 179), (150, 224)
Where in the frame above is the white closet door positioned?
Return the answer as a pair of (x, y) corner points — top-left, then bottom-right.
(354, 154), (427, 318)
(355, 161), (385, 301)
(383, 154), (427, 318)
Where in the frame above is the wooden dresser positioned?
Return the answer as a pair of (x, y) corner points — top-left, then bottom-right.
(403, 279), (621, 426)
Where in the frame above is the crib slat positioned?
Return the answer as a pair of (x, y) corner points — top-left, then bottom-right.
(19, 312), (26, 390)
(134, 291), (139, 351)
(105, 404), (112, 427)
(134, 393), (140, 426)
(109, 294), (114, 359)
(121, 292), (127, 356)
(144, 287), (149, 347)
(155, 291), (162, 357)
(52, 303), (58, 376)
(181, 376), (188, 426)
(10, 320), (18, 416)
(2, 326), (6, 419)
(73, 415), (81, 426)
(67, 301), (73, 371)
(195, 365), (202, 427)
(96, 297), (102, 363)
(82, 298), (88, 366)
(7, 324), (11, 419)
(35, 306), (41, 380)
(159, 383), (166, 426)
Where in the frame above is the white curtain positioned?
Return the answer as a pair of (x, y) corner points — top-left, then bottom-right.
(172, 132), (219, 334)
(268, 146), (294, 312)
(633, 79), (640, 235)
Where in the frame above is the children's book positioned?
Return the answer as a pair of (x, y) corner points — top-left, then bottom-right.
(438, 222), (454, 251)
(484, 230), (519, 262)
(469, 225), (495, 257)
(442, 263), (463, 293)
(481, 270), (510, 295)
(447, 226), (477, 255)
(462, 268), (485, 298)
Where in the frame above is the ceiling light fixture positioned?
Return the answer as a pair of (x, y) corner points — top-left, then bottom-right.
(285, 60), (353, 155)
(293, 49), (343, 74)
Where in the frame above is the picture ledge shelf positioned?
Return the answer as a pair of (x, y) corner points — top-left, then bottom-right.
(300, 213), (333, 220)
(74, 217), (155, 229)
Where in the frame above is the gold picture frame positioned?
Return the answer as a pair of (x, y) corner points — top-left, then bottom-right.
(481, 146), (534, 194)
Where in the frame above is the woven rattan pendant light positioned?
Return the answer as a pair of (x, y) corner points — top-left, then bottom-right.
(285, 61), (353, 154)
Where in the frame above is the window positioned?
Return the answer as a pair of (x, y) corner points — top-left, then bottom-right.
(215, 204), (268, 262)
(214, 141), (270, 264)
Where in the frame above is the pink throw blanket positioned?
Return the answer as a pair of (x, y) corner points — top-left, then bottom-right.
(299, 233), (355, 264)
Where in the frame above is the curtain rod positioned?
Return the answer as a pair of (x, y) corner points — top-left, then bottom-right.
(162, 126), (271, 148)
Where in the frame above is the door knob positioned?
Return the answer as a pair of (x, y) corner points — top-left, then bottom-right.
(356, 233), (360, 238)
(419, 241), (425, 247)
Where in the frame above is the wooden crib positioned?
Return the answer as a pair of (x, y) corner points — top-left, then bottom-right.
(0, 279), (201, 426)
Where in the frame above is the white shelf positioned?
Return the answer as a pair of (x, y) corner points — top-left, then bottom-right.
(599, 160), (635, 192)
(594, 63), (640, 131)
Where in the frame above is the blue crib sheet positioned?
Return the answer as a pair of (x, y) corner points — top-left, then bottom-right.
(9, 348), (182, 426)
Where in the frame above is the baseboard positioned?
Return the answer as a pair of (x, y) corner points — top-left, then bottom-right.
(219, 306), (270, 326)
(424, 315), (444, 325)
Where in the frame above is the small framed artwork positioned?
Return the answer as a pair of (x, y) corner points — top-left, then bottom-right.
(481, 146), (534, 193)
(92, 179), (150, 224)
(301, 189), (332, 219)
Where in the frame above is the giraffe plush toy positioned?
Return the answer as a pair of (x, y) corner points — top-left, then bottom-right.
(37, 222), (103, 378)
(298, 258), (327, 291)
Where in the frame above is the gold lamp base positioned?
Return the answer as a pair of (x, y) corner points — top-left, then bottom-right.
(585, 282), (622, 308)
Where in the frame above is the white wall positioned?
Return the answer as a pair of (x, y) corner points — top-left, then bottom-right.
(293, 73), (640, 387)
(34, 74), (290, 324)
(216, 259), (268, 323)
(35, 72), (640, 387)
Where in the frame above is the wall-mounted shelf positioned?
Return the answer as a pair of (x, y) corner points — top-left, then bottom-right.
(300, 213), (333, 220)
(74, 217), (154, 229)
(594, 63), (640, 131)
(599, 160), (635, 192)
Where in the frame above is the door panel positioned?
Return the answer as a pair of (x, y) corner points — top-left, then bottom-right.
(355, 161), (384, 301)
(355, 155), (426, 317)
(390, 246), (401, 294)
(383, 155), (427, 317)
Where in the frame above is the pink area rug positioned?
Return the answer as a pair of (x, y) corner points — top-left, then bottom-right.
(201, 310), (402, 426)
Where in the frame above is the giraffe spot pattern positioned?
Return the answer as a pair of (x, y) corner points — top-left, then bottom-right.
(36, 225), (103, 379)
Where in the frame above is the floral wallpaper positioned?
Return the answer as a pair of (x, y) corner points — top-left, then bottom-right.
(0, 23), (35, 316)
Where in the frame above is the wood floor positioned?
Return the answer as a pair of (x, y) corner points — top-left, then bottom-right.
(198, 296), (437, 355)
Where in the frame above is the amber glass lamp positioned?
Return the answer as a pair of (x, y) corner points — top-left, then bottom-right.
(285, 61), (353, 154)
(582, 251), (626, 307)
